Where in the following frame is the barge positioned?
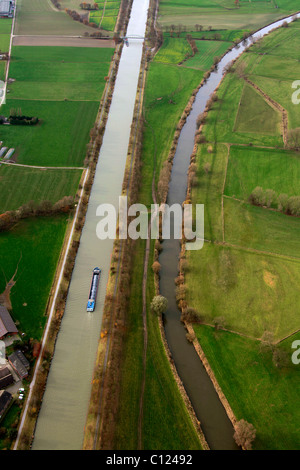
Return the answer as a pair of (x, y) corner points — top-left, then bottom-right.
(87, 267), (101, 312)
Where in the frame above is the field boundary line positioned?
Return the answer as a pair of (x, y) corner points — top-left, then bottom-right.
(214, 240), (300, 262)
(0, 161), (84, 170)
(221, 143), (230, 243)
(243, 76), (288, 146)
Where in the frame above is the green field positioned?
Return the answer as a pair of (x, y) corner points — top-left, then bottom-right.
(14, 0), (92, 36)
(0, 165), (82, 211)
(158, 0), (300, 30)
(0, 216), (68, 339)
(140, 61), (201, 205)
(8, 46), (113, 101)
(184, 40), (232, 70)
(154, 37), (192, 64)
(0, 18), (12, 51)
(233, 84), (281, 134)
(111, 30), (218, 450)
(193, 325), (300, 450)
(203, 73), (283, 147)
(187, 242), (300, 340)
(0, 99), (99, 166)
(114, 240), (203, 450)
(225, 146), (300, 201)
(185, 18), (300, 449)
(1, 45), (113, 167)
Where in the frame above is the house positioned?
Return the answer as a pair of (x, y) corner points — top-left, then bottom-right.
(0, 366), (14, 389)
(0, 306), (18, 340)
(8, 351), (29, 380)
(0, 390), (13, 422)
(0, 0), (13, 18)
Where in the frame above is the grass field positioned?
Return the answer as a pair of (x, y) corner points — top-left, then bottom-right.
(114, 240), (203, 450)
(140, 61), (201, 205)
(89, 0), (120, 30)
(233, 84), (281, 134)
(185, 19), (300, 448)
(0, 216), (68, 339)
(187, 242), (300, 340)
(14, 0), (92, 36)
(154, 37), (192, 64)
(193, 325), (300, 450)
(89, 0), (121, 30)
(8, 46), (113, 101)
(111, 32), (218, 450)
(203, 73), (283, 147)
(158, 0), (300, 30)
(0, 99), (99, 166)
(0, 165), (82, 211)
(1, 45), (113, 167)
(225, 146), (300, 201)
(183, 40), (232, 70)
(0, 18), (12, 51)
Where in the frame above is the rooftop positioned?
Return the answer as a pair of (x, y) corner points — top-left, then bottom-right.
(0, 306), (18, 339)
(0, 0), (13, 16)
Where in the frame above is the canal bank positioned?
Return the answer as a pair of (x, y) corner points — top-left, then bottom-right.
(31, 0), (150, 450)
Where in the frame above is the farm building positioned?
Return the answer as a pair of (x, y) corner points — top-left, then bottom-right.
(0, 390), (12, 422)
(0, 366), (14, 389)
(0, 0), (13, 17)
(8, 351), (29, 380)
(0, 306), (18, 340)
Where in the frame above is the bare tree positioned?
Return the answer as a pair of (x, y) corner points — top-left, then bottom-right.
(287, 128), (300, 151)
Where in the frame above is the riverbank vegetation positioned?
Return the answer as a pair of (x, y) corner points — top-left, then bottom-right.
(183, 19), (300, 449)
(91, 0), (267, 450)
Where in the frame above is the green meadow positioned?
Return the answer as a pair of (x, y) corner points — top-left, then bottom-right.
(203, 73), (283, 147)
(193, 325), (300, 450)
(186, 19), (300, 448)
(1, 45), (113, 167)
(158, 0), (300, 30)
(0, 99), (99, 166)
(89, 0), (120, 30)
(14, 0), (92, 36)
(0, 18), (12, 51)
(183, 40), (232, 70)
(225, 146), (300, 201)
(140, 60), (201, 205)
(114, 240), (203, 450)
(8, 46), (113, 101)
(0, 165), (82, 211)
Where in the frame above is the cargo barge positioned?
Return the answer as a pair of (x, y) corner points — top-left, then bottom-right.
(87, 267), (101, 312)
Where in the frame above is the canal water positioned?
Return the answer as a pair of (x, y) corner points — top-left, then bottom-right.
(32, 4), (299, 450)
(159, 11), (300, 450)
(32, 0), (149, 450)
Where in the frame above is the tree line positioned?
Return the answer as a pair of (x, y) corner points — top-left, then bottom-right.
(0, 196), (74, 232)
(249, 186), (300, 216)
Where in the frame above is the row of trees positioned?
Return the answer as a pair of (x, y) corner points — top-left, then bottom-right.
(0, 196), (74, 232)
(249, 186), (300, 216)
(80, 2), (99, 10)
(65, 8), (98, 29)
(164, 24), (214, 37)
(8, 115), (39, 126)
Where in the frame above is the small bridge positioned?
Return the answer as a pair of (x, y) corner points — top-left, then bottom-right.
(120, 35), (147, 46)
